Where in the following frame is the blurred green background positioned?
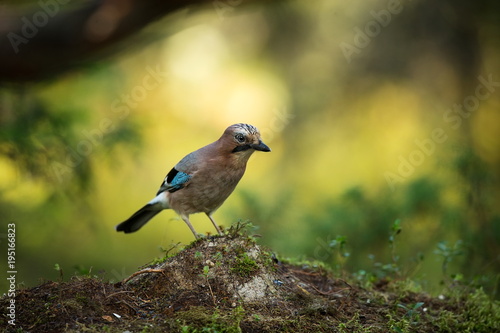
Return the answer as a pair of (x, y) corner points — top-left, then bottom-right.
(1, 0), (499, 297)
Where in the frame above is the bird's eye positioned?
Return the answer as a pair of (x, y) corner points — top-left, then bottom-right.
(235, 133), (245, 143)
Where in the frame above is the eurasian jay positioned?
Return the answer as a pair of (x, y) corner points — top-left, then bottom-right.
(116, 123), (271, 238)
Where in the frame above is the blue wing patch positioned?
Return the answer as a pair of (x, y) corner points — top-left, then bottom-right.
(169, 171), (191, 192)
(157, 168), (192, 195)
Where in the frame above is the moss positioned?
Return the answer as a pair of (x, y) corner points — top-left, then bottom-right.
(230, 252), (259, 278)
(175, 306), (245, 333)
(278, 256), (333, 273)
(337, 312), (373, 333)
(431, 288), (500, 332)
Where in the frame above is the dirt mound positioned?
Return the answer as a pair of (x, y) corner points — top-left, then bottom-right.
(1, 224), (498, 332)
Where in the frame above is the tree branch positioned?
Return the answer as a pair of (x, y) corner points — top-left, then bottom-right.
(0, 0), (244, 82)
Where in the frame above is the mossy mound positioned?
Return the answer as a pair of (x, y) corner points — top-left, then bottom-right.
(1, 224), (499, 332)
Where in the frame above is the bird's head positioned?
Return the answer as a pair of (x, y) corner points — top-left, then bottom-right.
(221, 123), (271, 156)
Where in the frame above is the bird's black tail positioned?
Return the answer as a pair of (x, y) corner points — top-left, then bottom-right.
(116, 203), (162, 233)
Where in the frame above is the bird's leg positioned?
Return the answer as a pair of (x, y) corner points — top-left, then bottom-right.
(206, 213), (223, 235)
(180, 215), (200, 239)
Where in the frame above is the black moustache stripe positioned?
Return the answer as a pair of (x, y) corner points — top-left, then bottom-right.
(232, 144), (252, 153)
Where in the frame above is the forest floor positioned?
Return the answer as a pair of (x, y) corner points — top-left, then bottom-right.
(1, 222), (499, 332)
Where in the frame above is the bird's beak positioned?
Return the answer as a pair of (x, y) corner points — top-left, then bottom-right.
(252, 140), (271, 152)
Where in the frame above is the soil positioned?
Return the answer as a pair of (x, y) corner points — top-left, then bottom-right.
(1, 224), (498, 332)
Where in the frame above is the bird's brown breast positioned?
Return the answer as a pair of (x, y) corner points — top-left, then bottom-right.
(167, 162), (245, 215)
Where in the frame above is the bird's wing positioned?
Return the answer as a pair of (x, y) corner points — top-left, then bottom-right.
(156, 167), (192, 195)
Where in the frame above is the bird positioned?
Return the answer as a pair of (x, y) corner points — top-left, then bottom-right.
(115, 123), (271, 238)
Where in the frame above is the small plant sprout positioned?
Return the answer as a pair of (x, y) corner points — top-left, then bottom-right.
(200, 265), (216, 306)
(434, 240), (465, 278)
(389, 219), (402, 264)
(194, 251), (203, 260)
(329, 235), (350, 272)
(201, 265), (211, 278)
(354, 220), (406, 284)
(397, 301), (425, 324)
(213, 251), (223, 261)
(54, 263), (64, 281)
(329, 235), (350, 258)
